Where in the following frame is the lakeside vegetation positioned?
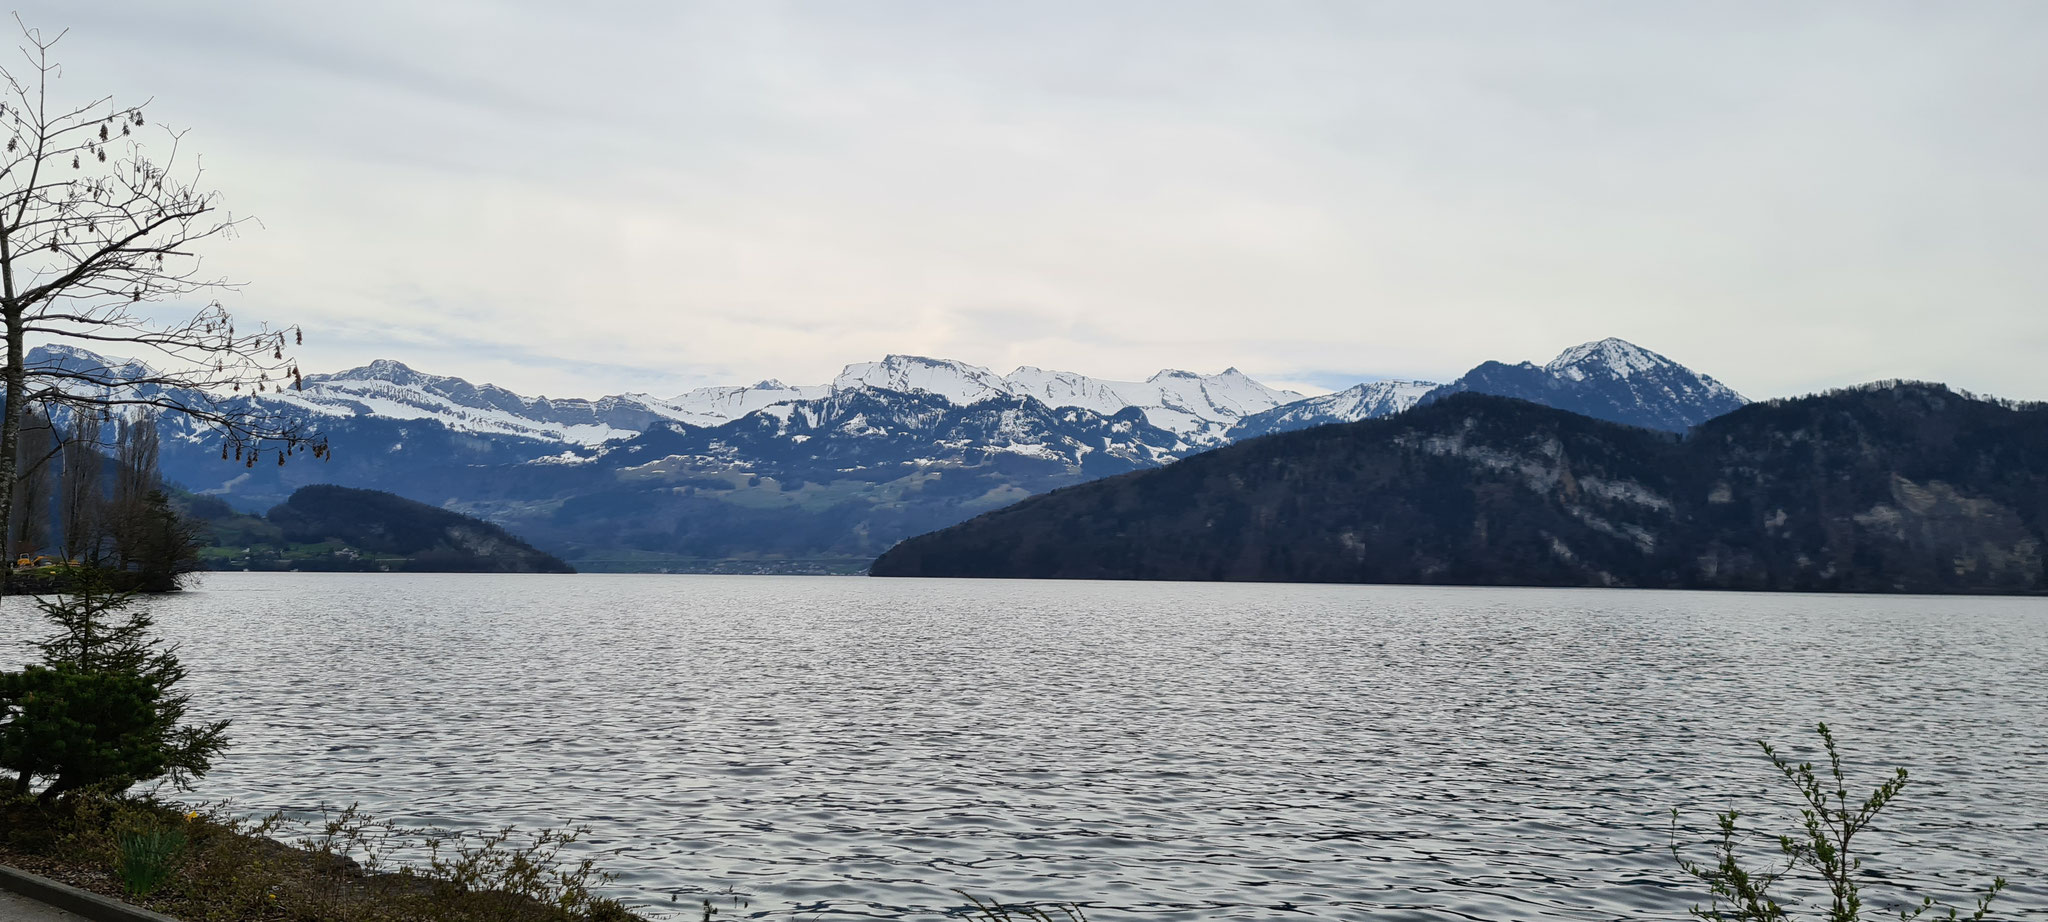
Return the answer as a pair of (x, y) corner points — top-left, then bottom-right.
(0, 582), (637, 920)
(1669, 724), (2006, 921)
(179, 485), (573, 574)
(6, 414), (202, 595)
(0, 797), (641, 922)
(5, 417), (571, 590)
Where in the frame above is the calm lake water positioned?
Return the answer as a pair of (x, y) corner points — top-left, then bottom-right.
(3, 573), (2044, 920)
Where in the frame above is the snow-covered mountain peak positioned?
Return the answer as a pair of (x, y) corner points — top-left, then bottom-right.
(25, 343), (158, 377)
(1225, 377), (1439, 440)
(321, 358), (438, 387)
(1540, 338), (1746, 405)
(995, 364), (1301, 443)
(22, 345), (169, 419)
(30, 343), (136, 364)
(1544, 338), (1672, 381)
(1433, 338), (1747, 431)
(652, 380), (830, 427)
(1346, 378), (1439, 400)
(832, 355), (1010, 405)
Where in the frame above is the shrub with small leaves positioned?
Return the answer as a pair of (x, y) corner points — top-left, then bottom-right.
(1670, 723), (2007, 921)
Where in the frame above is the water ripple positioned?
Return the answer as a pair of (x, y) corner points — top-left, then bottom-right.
(3, 575), (2042, 920)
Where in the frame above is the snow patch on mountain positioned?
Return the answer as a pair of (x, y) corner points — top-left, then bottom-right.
(833, 355), (1013, 405)
(279, 366), (645, 445)
(1003, 363), (1303, 443)
(1537, 338), (1748, 411)
(28, 338), (1747, 471)
(231, 351), (1312, 450)
(1423, 338), (1748, 432)
(1303, 379), (1437, 421)
(643, 381), (831, 427)
(1226, 378), (1440, 440)
(1545, 338), (1670, 381)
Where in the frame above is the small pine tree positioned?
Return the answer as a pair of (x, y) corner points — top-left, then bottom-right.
(0, 582), (227, 800)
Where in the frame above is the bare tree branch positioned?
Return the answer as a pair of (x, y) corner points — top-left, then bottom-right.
(0, 19), (319, 578)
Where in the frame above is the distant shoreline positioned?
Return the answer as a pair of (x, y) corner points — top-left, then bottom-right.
(173, 569), (2048, 599)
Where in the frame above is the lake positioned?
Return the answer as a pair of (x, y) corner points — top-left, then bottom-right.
(3, 573), (2043, 920)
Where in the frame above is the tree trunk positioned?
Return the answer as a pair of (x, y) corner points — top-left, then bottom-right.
(0, 303), (22, 593)
(35, 774), (71, 804)
(0, 208), (19, 594)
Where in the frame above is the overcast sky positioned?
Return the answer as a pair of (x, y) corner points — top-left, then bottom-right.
(13, 1), (2047, 400)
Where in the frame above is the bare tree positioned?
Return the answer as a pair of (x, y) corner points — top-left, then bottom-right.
(0, 19), (323, 584)
(105, 413), (159, 568)
(9, 410), (52, 557)
(58, 409), (96, 562)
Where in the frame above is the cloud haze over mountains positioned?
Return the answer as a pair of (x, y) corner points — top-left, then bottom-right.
(13, 2), (2048, 404)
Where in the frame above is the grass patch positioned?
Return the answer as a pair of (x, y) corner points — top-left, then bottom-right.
(0, 795), (645, 921)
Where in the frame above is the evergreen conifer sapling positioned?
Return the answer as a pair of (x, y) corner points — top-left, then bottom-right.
(0, 582), (226, 800)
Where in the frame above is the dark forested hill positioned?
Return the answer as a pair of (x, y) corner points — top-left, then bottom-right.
(870, 383), (2048, 594)
(184, 485), (573, 573)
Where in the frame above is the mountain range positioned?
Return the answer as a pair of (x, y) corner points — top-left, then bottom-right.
(260, 352), (1304, 450)
(32, 338), (1748, 571)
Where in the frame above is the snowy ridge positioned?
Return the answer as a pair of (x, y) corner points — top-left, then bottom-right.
(1003, 364), (1294, 442)
(26, 344), (192, 407)
(26, 343), (155, 379)
(257, 353), (1300, 449)
(820, 355), (1303, 443)
(831, 355), (1013, 406)
(1545, 338), (1669, 380)
(1425, 338), (1749, 432)
(1227, 338), (1748, 439)
(270, 380), (637, 445)
(596, 388), (1186, 480)
(1535, 338), (1747, 414)
(39, 338), (1746, 480)
(1008, 364), (1301, 443)
(284, 360), (650, 444)
(643, 381), (831, 427)
(1226, 378), (1439, 440)
(21, 345), (253, 442)
(281, 362), (830, 445)
(1302, 379), (1437, 421)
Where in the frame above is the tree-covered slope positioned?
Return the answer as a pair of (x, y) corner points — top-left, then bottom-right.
(870, 384), (2048, 594)
(184, 485), (573, 573)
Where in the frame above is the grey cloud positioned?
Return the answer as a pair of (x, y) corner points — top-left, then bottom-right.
(10, 1), (2048, 403)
